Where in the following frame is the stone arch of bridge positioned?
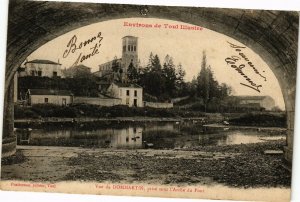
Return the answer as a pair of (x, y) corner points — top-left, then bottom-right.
(2, 0), (298, 163)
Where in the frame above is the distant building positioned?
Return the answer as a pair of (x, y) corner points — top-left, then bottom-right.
(232, 96), (275, 110)
(21, 59), (63, 78)
(96, 36), (138, 82)
(17, 67), (27, 77)
(26, 89), (73, 106)
(107, 82), (143, 107)
(63, 64), (92, 78)
(97, 58), (122, 78)
(121, 36), (138, 73)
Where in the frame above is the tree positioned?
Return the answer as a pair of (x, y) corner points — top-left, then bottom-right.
(112, 56), (120, 73)
(176, 63), (186, 85)
(188, 76), (198, 97)
(196, 51), (231, 111)
(144, 52), (154, 73)
(67, 76), (98, 97)
(175, 63), (187, 96)
(206, 66), (219, 100)
(197, 51), (210, 111)
(139, 53), (166, 99)
(219, 83), (232, 99)
(127, 62), (139, 83)
(162, 55), (177, 97)
(152, 54), (163, 72)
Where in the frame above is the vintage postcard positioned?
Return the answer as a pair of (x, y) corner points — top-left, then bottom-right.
(0, 0), (299, 201)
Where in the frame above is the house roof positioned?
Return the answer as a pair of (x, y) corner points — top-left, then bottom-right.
(122, 35), (138, 39)
(99, 58), (122, 67)
(18, 67), (25, 71)
(112, 82), (142, 88)
(69, 64), (91, 70)
(25, 59), (61, 65)
(28, 89), (72, 96)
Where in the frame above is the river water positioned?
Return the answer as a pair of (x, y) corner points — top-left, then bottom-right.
(16, 121), (286, 149)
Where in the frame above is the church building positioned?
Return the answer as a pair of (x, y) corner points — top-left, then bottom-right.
(95, 36), (138, 82)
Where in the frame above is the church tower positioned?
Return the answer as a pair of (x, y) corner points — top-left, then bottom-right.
(122, 36), (138, 79)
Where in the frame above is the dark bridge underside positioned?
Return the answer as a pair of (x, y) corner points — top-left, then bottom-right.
(2, 0), (299, 162)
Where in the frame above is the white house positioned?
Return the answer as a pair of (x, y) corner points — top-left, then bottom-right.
(107, 82), (143, 107)
(233, 95), (275, 110)
(22, 59), (63, 78)
(26, 89), (73, 106)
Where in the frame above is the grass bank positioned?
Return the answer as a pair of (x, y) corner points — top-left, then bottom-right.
(14, 104), (286, 128)
(228, 112), (286, 128)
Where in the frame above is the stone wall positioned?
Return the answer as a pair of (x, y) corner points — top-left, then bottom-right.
(144, 102), (174, 109)
(73, 97), (121, 106)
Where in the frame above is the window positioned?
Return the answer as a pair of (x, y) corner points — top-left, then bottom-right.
(126, 90), (130, 96)
(134, 90), (137, 97)
(133, 46), (136, 51)
(31, 70), (35, 76)
(128, 45), (130, 51)
(53, 71), (57, 77)
(134, 99), (137, 107)
(126, 98), (130, 105)
(44, 98), (48, 103)
(38, 71), (42, 76)
(62, 98), (67, 106)
(123, 45), (126, 52)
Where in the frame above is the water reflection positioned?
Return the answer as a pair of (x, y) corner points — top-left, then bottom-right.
(16, 129), (31, 145)
(218, 131), (266, 145)
(17, 127), (144, 149)
(16, 122), (286, 149)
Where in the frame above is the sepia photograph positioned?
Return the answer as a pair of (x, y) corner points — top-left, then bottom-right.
(0, 0), (299, 201)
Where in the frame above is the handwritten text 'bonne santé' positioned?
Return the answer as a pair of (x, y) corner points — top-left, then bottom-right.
(63, 32), (103, 67)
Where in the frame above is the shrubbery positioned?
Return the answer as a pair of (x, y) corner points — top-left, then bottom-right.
(189, 102), (205, 111)
(15, 104), (78, 118)
(14, 104), (178, 119)
(229, 112), (286, 127)
(31, 104), (78, 118)
(14, 105), (39, 119)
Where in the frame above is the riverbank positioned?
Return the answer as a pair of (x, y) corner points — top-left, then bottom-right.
(14, 104), (286, 127)
(203, 123), (287, 132)
(14, 116), (188, 124)
(1, 140), (290, 188)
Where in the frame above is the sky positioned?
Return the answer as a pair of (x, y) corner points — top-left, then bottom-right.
(25, 18), (285, 109)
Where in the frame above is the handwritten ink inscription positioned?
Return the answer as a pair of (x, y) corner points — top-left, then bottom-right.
(225, 42), (267, 93)
(63, 32), (103, 66)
